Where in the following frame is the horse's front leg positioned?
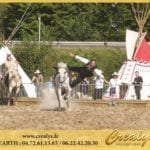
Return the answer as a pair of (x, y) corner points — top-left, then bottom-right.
(14, 85), (21, 101)
(55, 87), (62, 111)
(7, 86), (13, 106)
(58, 87), (64, 110)
(65, 87), (72, 108)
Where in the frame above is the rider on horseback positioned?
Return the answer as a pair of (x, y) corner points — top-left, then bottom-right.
(5, 54), (19, 73)
(2, 53), (22, 105)
(3, 54), (19, 85)
(68, 52), (104, 88)
(53, 52), (104, 88)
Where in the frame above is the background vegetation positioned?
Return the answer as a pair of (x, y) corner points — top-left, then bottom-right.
(0, 3), (150, 42)
(12, 45), (126, 81)
(0, 3), (149, 81)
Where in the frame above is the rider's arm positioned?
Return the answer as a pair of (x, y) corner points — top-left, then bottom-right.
(75, 55), (89, 64)
(69, 52), (89, 64)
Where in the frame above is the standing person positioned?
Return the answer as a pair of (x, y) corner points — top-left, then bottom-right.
(68, 52), (103, 88)
(70, 72), (77, 84)
(93, 70), (108, 100)
(109, 72), (120, 105)
(132, 71), (143, 100)
(45, 76), (53, 89)
(70, 72), (77, 99)
(32, 69), (44, 97)
(80, 77), (89, 97)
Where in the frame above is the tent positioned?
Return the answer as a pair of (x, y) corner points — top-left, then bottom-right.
(118, 29), (150, 100)
(0, 46), (37, 98)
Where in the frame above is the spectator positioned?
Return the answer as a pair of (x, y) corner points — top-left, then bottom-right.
(32, 69), (44, 97)
(45, 76), (53, 89)
(70, 72), (77, 83)
(109, 72), (121, 105)
(93, 70), (108, 100)
(70, 72), (77, 99)
(132, 71), (143, 100)
(80, 77), (89, 97)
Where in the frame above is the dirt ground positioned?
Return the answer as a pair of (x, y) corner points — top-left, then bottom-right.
(0, 98), (149, 130)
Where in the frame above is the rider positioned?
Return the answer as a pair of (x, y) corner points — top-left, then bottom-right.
(5, 53), (19, 72)
(3, 53), (20, 89)
(68, 52), (103, 88)
(53, 52), (103, 89)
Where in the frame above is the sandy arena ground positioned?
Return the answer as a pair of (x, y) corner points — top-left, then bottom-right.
(0, 98), (149, 130)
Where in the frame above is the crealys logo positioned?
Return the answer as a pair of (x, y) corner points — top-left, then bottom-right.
(105, 130), (150, 147)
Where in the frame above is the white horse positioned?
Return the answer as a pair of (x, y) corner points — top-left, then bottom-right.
(53, 62), (71, 111)
(1, 63), (22, 105)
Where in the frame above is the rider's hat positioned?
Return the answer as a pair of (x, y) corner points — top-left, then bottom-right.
(34, 69), (41, 74)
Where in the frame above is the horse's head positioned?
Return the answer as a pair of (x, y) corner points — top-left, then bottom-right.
(57, 62), (68, 83)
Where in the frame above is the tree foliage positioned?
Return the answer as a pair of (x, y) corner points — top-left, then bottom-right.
(12, 45), (126, 81)
(0, 3), (149, 81)
(0, 3), (149, 42)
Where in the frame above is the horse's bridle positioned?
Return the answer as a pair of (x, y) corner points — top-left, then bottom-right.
(58, 73), (67, 85)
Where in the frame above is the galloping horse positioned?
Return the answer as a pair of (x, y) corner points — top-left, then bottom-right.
(53, 62), (71, 110)
(1, 62), (22, 105)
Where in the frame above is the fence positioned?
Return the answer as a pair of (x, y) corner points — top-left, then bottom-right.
(8, 41), (150, 48)
(0, 83), (34, 97)
(8, 41), (125, 48)
(70, 83), (150, 101)
(15, 83), (150, 101)
(1, 83), (150, 101)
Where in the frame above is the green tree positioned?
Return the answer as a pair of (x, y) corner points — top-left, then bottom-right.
(2, 3), (150, 41)
(0, 4), (8, 43)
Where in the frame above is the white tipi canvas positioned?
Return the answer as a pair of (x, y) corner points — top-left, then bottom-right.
(0, 46), (37, 98)
(104, 29), (150, 100)
(118, 60), (150, 100)
(118, 29), (150, 100)
(126, 29), (139, 60)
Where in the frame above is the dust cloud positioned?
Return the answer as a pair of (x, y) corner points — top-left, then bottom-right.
(39, 87), (58, 110)
(39, 87), (73, 111)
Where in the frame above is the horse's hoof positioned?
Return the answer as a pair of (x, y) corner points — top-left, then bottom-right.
(10, 99), (14, 105)
(57, 107), (62, 111)
(108, 102), (116, 106)
(58, 107), (66, 111)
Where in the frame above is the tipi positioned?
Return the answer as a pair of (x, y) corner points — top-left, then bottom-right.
(0, 46), (37, 98)
(118, 29), (150, 100)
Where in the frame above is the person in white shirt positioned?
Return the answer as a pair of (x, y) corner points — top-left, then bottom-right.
(93, 70), (105, 99)
(80, 77), (90, 96)
(109, 72), (121, 103)
(32, 69), (44, 97)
